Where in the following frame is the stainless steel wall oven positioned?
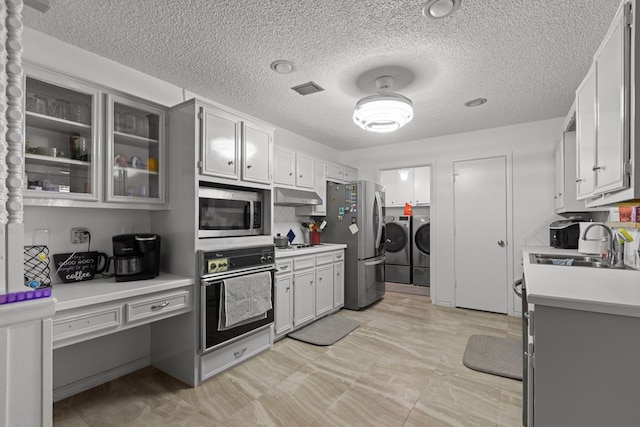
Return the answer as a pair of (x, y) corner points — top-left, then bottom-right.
(199, 245), (275, 353)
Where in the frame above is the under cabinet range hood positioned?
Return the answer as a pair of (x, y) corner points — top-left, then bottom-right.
(273, 187), (321, 206)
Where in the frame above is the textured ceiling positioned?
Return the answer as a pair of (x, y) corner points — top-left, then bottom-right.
(22, 0), (621, 150)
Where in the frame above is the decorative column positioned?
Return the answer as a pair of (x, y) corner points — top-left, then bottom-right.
(0, 0), (24, 295)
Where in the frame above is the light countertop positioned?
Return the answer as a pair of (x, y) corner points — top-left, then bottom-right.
(523, 245), (640, 317)
(53, 273), (195, 311)
(275, 243), (347, 258)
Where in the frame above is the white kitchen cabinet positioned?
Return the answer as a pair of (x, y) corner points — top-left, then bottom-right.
(380, 169), (398, 206)
(275, 246), (345, 336)
(200, 107), (241, 180)
(343, 165), (357, 182)
(274, 147), (296, 186)
(296, 158), (327, 216)
(274, 259), (293, 338)
(555, 131), (586, 212)
(106, 94), (167, 205)
(274, 147), (314, 189)
(315, 253), (334, 317)
(24, 65), (101, 204)
(413, 166), (431, 205)
(576, 65), (597, 200)
(575, 2), (635, 206)
(327, 162), (358, 183)
(242, 120), (273, 184)
(199, 103), (273, 186)
(333, 256), (344, 309)
(381, 167), (430, 207)
(24, 64), (169, 209)
(293, 260), (315, 327)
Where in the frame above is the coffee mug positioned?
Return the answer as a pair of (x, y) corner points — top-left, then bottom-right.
(53, 251), (108, 283)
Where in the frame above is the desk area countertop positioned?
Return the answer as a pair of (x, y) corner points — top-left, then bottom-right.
(523, 246), (640, 317)
(275, 243), (347, 258)
(53, 273), (195, 311)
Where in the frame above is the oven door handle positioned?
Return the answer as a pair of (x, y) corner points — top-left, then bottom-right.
(201, 266), (276, 283)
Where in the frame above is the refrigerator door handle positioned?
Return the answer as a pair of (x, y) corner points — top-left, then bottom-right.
(374, 190), (383, 250)
(364, 257), (385, 267)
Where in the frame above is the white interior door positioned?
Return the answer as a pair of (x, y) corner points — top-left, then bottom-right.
(453, 156), (508, 313)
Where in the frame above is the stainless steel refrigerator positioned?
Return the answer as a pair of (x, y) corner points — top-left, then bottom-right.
(323, 180), (385, 310)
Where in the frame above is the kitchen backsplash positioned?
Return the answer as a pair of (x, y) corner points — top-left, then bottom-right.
(274, 206), (311, 244)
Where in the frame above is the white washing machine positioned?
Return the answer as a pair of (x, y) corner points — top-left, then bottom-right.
(412, 215), (430, 287)
(384, 215), (412, 284)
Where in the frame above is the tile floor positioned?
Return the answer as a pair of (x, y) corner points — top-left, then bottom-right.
(53, 292), (523, 427)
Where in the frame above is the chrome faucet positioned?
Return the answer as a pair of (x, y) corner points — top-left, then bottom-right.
(581, 223), (615, 265)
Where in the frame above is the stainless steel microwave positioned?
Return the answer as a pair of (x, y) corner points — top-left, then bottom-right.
(198, 186), (264, 238)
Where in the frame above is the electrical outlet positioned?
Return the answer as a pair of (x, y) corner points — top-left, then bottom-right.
(71, 227), (89, 244)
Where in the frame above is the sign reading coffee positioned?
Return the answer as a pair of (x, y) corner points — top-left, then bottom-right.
(53, 251), (108, 283)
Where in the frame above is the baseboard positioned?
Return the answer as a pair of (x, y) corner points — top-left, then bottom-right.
(385, 282), (430, 296)
(53, 356), (150, 402)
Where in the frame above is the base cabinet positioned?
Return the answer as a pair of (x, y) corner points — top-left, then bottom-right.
(274, 247), (345, 340)
(274, 259), (293, 336)
(315, 254), (334, 317)
(293, 259), (315, 327)
(532, 305), (640, 426)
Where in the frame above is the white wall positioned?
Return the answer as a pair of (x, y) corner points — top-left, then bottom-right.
(341, 118), (562, 313)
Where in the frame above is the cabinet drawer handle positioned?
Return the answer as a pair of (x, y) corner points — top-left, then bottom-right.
(336, 255), (342, 259)
(151, 301), (170, 310)
(227, 160), (233, 165)
(247, 164), (252, 169)
(234, 347), (248, 358)
(279, 265), (289, 271)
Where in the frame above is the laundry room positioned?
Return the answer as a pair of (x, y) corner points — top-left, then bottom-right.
(380, 166), (432, 296)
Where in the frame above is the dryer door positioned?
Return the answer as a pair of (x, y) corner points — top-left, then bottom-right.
(385, 222), (409, 265)
(413, 222), (431, 267)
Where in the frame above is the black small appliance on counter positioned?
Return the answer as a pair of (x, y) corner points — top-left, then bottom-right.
(549, 220), (580, 249)
(112, 233), (161, 282)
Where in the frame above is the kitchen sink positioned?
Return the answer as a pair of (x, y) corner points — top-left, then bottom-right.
(529, 253), (612, 268)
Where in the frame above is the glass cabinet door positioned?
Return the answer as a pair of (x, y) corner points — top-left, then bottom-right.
(24, 70), (100, 202)
(106, 94), (166, 204)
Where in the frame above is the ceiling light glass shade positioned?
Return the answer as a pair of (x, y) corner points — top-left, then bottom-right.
(353, 93), (414, 133)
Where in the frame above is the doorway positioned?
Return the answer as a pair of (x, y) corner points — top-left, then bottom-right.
(453, 156), (509, 314)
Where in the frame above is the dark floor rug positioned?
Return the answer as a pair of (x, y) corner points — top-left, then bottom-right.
(288, 314), (360, 346)
(463, 334), (522, 381)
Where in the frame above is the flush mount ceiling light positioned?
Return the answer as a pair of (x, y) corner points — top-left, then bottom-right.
(353, 76), (413, 133)
(464, 97), (488, 107)
(421, 0), (461, 19)
(270, 60), (295, 74)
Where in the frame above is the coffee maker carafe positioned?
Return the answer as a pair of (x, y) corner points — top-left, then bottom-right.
(112, 234), (161, 282)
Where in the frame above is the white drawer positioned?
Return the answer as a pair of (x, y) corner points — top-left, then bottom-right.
(316, 253), (333, 265)
(53, 305), (121, 344)
(293, 255), (315, 270)
(333, 251), (344, 262)
(125, 289), (191, 323)
(200, 326), (272, 381)
(276, 259), (293, 274)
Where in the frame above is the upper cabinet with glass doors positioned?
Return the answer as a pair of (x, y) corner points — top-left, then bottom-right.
(24, 65), (100, 203)
(106, 94), (166, 205)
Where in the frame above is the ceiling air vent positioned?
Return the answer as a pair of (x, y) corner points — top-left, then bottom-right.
(291, 81), (324, 96)
(24, 0), (50, 12)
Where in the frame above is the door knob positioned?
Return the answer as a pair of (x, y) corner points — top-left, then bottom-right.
(498, 240), (505, 247)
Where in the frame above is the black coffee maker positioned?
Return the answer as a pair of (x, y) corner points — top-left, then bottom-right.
(112, 234), (161, 282)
